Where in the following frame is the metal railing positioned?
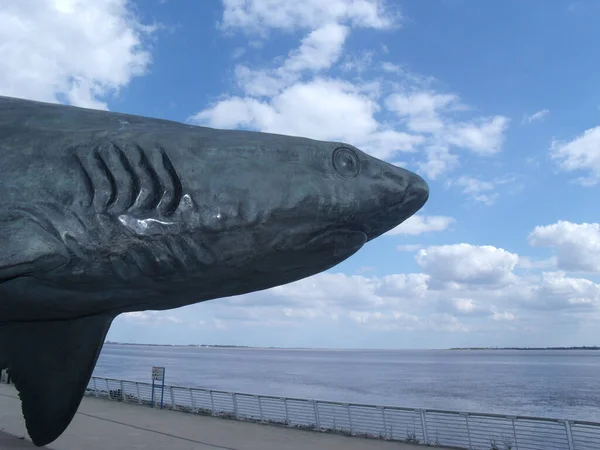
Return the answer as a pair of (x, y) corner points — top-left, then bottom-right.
(84, 376), (599, 450)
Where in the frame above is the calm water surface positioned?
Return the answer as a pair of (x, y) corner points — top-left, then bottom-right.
(94, 345), (600, 422)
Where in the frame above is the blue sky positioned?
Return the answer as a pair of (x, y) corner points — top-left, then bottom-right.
(2, 0), (600, 349)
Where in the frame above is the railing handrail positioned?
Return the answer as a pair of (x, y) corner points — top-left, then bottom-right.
(90, 375), (600, 426)
(87, 375), (600, 449)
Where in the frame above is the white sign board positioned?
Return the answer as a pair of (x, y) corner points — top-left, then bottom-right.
(152, 366), (165, 381)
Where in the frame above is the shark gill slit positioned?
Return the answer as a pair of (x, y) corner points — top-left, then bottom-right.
(158, 145), (183, 216)
(134, 144), (164, 213)
(92, 148), (117, 211)
(72, 153), (94, 207)
(112, 143), (141, 212)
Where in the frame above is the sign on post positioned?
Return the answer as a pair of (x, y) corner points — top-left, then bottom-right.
(152, 366), (165, 381)
(150, 366), (166, 409)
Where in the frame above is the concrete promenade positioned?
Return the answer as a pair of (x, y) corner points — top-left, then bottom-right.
(0, 383), (455, 450)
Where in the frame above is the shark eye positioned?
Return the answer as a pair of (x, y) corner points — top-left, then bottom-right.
(332, 147), (360, 178)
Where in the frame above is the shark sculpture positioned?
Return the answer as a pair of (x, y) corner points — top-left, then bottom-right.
(0, 95), (429, 446)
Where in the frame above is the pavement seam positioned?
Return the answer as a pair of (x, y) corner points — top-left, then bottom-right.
(1, 392), (236, 450)
(76, 412), (238, 450)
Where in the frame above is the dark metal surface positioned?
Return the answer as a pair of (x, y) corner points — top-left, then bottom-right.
(0, 95), (429, 446)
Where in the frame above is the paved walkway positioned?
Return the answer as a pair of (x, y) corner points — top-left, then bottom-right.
(0, 430), (37, 449)
(0, 383), (455, 450)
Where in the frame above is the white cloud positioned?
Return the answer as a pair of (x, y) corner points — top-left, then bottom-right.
(385, 91), (509, 179)
(492, 311), (517, 321)
(270, 273), (377, 308)
(449, 174), (520, 205)
(517, 256), (557, 270)
(523, 109), (550, 124)
(386, 215), (455, 236)
(194, 22), (428, 162)
(385, 91), (509, 155)
(417, 142), (460, 180)
(5, 0), (597, 350)
(0, 0), (155, 109)
(454, 298), (478, 313)
(191, 96), (274, 130)
(429, 313), (470, 332)
(233, 66), (290, 98)
(376, 273), (430, 299)
(122, 311), (182, 324)
(415, 244), (519, 286)
(452, 176), (498, 205)
(219, 0), (398, 35)
(192, 0), (509, 181)
(340, 50), (376, 73)
(110, 246), (600, 347)
(528, 221), (600, 272)
(551, 126), (600, 186)
(235, 267), (598, 327)
(192, 78), (423, 159)
(528, 271), (600, 311)
(385, 91), (461, 133)
(445, 116), (509, 155)
(234, 23), (350, 97)
(284, 23), (350, 73)
(381, 62), (401, 73)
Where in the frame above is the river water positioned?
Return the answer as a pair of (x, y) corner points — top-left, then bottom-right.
(94, 345), (600, 422)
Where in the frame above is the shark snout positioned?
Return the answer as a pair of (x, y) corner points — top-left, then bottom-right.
(382, 165), (429, 210)
(402, 171), (429, 212)
(363, 164), (429, 241)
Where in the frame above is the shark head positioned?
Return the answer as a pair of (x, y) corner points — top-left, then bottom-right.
(0, 97), (432, 449)
(185, 131), (429, 287)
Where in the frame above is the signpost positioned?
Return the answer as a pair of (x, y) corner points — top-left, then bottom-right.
(151, 366), (165, 409)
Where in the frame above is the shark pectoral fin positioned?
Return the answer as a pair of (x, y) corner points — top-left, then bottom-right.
(0, 313), (115, 446)
(0, 214), (69, 282)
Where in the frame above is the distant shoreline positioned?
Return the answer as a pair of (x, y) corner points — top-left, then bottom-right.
(449, 346), (600, 351)
(104, 342), (600, 351)
(104, 342), (309, 350)
(105, 342), (256, 349)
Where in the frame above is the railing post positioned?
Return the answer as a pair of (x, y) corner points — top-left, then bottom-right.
(313, 400), (321, 430)
(511, 418), (519, 450)
(93, 378), (99, 397)
(135, 382), (141, 404)
(464, 413), (472, 450)
(347, 404), (353, 435)
(420, 409), (429, 444)
(189, 388), (196, 410)
(105, 378), (110, 396)
(120, 380), (125, 402)
(283, 398), (289, 424)
(258, 396), (264, 421)
(380, 407), (388, 439)
(209, 390), (215, 414)
(232, 393), (238, 418)
(564, 420), (575, 450)
(169, 386), (175, 409)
